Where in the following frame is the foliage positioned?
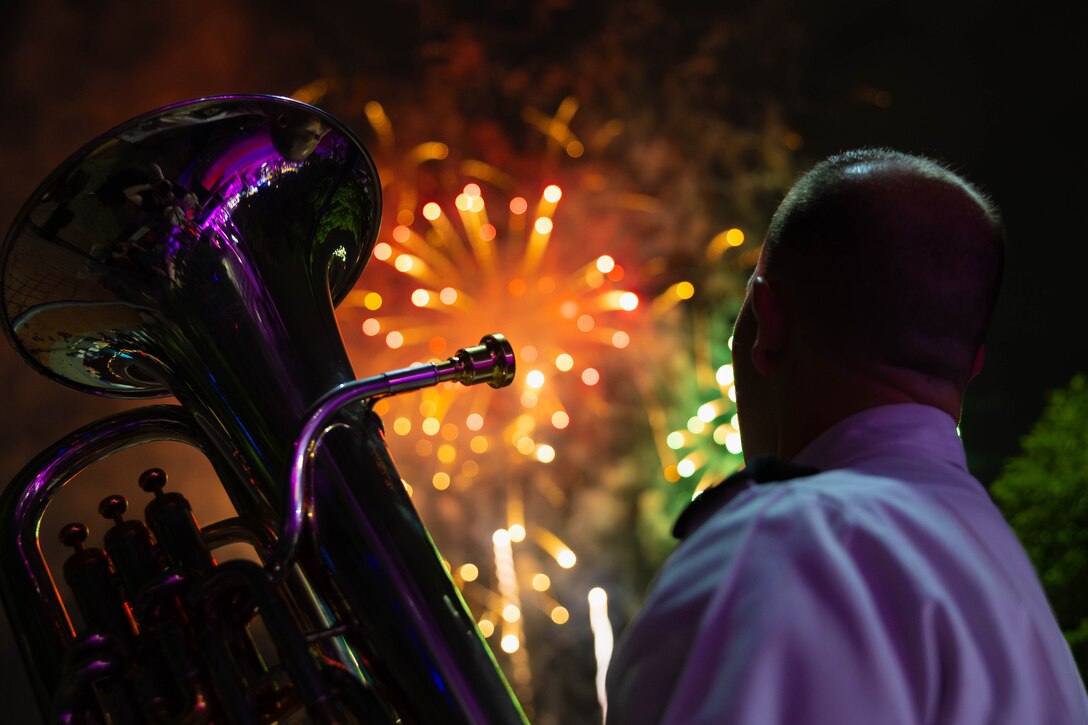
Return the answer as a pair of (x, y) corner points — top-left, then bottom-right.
(991, 374), (1088, 679)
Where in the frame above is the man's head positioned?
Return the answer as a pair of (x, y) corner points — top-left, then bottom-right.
(731, 149), (1005, 459)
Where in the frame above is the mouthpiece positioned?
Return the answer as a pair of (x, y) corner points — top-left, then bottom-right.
(450, 334), (516, 389)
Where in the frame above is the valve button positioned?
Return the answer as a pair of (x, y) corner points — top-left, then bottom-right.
(59, 522), (89, 551)
(98, 495), (128, 524)
(138, 467), (168, 497)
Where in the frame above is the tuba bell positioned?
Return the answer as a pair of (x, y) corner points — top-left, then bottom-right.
(0, 95), (528, 724)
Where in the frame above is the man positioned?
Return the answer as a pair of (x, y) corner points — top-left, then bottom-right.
(606, 149), (1088, 724)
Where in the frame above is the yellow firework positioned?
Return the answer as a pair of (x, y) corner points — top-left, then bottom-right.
(344, 180), (641, 486)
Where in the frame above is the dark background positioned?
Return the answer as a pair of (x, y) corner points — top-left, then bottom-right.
(0, 1), (1084, 722)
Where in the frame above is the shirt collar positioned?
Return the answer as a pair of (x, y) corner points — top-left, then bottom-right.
(791, 403), (968, 472)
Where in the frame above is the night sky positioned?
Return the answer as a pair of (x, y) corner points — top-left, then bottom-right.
(0, 1), (1084, 723)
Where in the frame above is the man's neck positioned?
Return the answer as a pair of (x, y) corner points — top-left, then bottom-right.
(775, 355), (963, 461)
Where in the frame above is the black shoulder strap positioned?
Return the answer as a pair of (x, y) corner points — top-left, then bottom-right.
(672, 456), (821, 540)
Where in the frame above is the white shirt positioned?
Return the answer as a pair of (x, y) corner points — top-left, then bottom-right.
(606, 404), (1088, 724)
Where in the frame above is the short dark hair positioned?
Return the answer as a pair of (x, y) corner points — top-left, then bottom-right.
(762, 148), (1004, 386)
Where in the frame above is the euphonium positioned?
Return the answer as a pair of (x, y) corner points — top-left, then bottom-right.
(0, 95), (528, 724)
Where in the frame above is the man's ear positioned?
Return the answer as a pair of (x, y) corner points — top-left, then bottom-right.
(969, 345), (985, 381)
(750, 275), (785, 375)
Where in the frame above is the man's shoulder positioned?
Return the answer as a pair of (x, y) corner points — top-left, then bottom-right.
(642, 470), (935, 651)
(693, 467), (932, 541)
(771, 467), (932, 519)
(673, 465), (979, 594)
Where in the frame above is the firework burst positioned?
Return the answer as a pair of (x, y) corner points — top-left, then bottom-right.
(346, 179), (642, 479)
(339, 159), (647, 707)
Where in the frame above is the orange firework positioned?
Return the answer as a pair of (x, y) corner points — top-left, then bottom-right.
(343, 180), (641, 488)
(338, 174), (644, 704)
